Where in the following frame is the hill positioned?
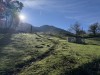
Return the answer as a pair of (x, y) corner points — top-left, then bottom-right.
(16, 23), (74, 38)
(0, 33), (100, 75)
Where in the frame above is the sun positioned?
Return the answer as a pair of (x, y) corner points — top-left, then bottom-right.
(19, 14), (26, 21)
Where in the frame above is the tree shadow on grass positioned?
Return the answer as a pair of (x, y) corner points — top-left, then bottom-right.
(0, 33), (13, 75)
(0, 33), (13, 53)
(0, 34), (12, 46)
(66, 59), (100, 75)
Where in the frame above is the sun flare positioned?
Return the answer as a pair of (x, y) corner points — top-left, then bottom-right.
(19, 14), (26, 21)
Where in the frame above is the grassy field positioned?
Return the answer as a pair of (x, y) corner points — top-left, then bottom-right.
(0, 33), (54, 75)
(85, 37), (100, 46)
(0, 33), (100, 75)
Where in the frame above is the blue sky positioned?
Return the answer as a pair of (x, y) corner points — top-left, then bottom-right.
(20, 0), (100, 30)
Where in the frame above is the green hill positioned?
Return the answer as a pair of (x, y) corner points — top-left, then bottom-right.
(0, 33), (100, 75)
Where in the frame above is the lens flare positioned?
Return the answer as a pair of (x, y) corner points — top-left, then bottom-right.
(19, 14), (26, 21)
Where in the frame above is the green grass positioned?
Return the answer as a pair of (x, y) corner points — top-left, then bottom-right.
(0, 33), (100, 75)
(19, 36), (100, 75)
(0, 33), (53, 75)
(85, 37), (100, 45)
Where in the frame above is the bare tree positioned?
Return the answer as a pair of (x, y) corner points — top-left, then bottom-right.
(69, 22), (85, 43)
(88, 22), (99, 36)
(71, 22), (81, 37)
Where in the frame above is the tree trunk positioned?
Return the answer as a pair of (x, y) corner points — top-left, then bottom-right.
(93, 30), (96, 36)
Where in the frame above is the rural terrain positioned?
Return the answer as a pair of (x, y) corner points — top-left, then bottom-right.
(0, 33), (100, 75)
(0, 0), (100, 75)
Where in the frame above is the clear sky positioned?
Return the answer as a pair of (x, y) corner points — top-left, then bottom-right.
(20, 0), (100, 31)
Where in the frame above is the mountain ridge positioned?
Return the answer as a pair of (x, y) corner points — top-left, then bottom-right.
(16, 23), (74, 37)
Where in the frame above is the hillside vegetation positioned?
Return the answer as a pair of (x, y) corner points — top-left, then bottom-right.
(0, 33), (100, 75)
(0, 33), (53, 75)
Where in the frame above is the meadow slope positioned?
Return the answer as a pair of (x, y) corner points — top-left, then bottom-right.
(0, 33), (100, 75)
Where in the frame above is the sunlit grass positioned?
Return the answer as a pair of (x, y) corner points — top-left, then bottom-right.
(0, 33), (53, 75)
(19, 37), (100, 75)
(0, 33), (100, 75)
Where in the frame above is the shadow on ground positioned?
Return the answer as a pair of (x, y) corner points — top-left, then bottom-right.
(66, 59), (100, 75)
(0, 34), (12, 45)
(0, 34), (13, 75)
(0, 33), (12, 52)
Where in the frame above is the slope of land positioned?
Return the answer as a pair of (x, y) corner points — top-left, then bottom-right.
(16, 23), (74, 37)
(0, 33), (54, 75)
(19, 36), (100, 75)
(0, 33), (100, 75)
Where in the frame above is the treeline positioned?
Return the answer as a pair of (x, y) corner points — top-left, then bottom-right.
(69, 22), (100, 38)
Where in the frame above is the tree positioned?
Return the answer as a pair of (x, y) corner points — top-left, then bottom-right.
(0, 0), (6, 33)
(71, 22), (81, 37)
(0, 0), (5, 20)
(88, 23), (99, 36)
(97, 24), (100, 33)
(6, 0), (24, 29)
(69, 22), (86, 43)
(0, 0), (24, 32)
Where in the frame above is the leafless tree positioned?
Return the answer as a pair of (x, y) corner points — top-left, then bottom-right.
(88, 22), (99, 36)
